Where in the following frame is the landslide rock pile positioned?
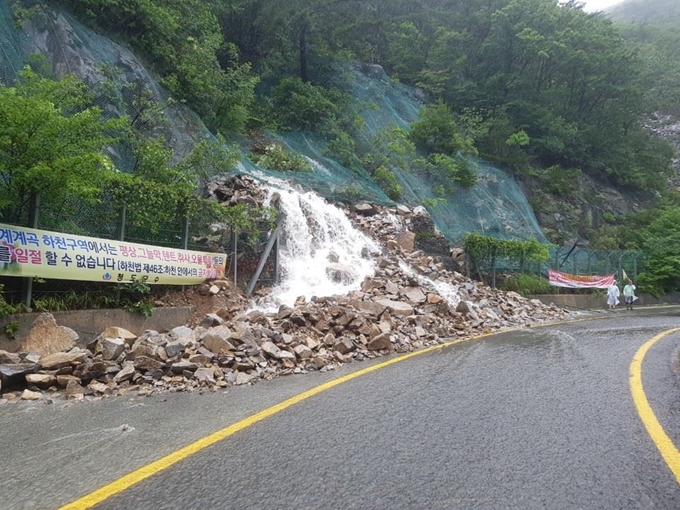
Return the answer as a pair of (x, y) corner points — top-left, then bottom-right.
(1, 255), (565, 404)
(0, 177), (569, 404)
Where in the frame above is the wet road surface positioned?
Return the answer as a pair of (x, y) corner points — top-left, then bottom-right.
(3, 308), (680, 509)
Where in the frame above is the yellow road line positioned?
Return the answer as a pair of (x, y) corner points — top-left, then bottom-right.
(630, 327), (680, 484)
(58, 311), (648, 509)
(59, 331), (497, 509)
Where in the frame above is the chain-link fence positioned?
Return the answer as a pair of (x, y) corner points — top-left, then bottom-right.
(471, 245), (643, 290)
(546, 246), (642, 280)
(0, 195), (279, 309)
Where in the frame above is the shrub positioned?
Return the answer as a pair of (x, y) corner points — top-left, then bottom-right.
(250, 142), (313, 172)
(374, 166), (403, 200)
(501, 273), (552, 296)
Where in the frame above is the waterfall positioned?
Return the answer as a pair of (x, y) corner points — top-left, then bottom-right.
(254, 178), (379, 309)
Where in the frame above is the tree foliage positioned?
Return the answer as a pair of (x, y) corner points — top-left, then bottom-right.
(46, 0), (675, 196)
(53, 0), (257, 133)
(0, 67), (124, 223)
(270, 77), (345, 131)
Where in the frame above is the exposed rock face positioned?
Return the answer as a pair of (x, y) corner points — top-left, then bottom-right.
(19, 7), (213, 173)
(648, 113), (680, 184)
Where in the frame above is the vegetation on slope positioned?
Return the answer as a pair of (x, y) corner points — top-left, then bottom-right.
(22, 0), (671, 193)
(7, 0), (680, 294)
(608, 0), (680, 25)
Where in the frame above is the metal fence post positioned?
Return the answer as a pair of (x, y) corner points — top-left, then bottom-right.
(116, 203), (126, 300)
(606, 253), (612, 275)
(116, 203), (127, 242)
(233, 228), (238, 286)
(273, 230), (280, 284)
(181, 214), (189, 291)
(21, 193), (40, 309)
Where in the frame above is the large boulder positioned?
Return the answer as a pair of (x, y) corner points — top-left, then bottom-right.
(0, 363), (40, 387)
(19, 313), (78, 356)
(375, 299), (414, 317)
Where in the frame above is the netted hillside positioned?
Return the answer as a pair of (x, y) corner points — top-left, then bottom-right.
(0, 2), (547, 244)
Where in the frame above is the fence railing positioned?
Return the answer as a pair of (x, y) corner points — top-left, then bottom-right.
(475, 245), (643, 288)
(0, 194), (279, 309)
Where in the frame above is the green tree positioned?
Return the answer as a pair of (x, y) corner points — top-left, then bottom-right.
(410, 101), (476, 156)
(637, 208), (680, 294)
(270, 77), (345, 130)
(0, 67), (123, 224)
(384, 22), (428, 83)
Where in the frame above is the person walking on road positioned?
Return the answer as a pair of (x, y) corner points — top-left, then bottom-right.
(607, 280), (620, 310)
(623, 279), (636, 310)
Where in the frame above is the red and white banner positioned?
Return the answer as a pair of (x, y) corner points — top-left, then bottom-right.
(547, 270), (615, 289)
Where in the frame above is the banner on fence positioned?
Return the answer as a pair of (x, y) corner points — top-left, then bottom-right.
(547, 269), (615, 289)
(0, 223), (226, 285)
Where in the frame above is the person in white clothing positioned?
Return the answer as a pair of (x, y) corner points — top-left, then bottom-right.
(606, 280), (620, 310)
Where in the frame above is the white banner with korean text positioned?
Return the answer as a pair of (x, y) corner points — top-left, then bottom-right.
(0, 223), (226, 285)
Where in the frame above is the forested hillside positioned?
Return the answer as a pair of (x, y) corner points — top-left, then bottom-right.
(608, 0), (680, 24)
(35, 0), (671, 192)
(609, 0), (680, 113)
(4, 0), (680, 293)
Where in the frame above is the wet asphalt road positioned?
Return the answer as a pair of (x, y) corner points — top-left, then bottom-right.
(3, 308), (680, 509)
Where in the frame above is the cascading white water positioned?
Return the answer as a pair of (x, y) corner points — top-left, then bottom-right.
(385, 212), (404, 232)
(399, 262), (461, 309)
(255, 178), (379, 309)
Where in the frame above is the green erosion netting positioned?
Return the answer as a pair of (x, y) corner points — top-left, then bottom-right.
(0, 4), (214, 243)
(0, 1), (30, 83)
(249, 64), (548, 243)
(241, 131), (393, 205)
(342, 64), (548, 243)
(0, 3), (547, 246)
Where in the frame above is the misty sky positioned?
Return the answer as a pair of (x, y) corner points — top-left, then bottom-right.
(580, 0), (627, 12)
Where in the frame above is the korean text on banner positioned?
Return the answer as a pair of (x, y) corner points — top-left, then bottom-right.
(0, 223), (227, 285)
(547, 269), (615, 289)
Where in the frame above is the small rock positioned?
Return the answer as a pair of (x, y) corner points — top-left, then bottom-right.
(25, 373), (57, 389)
(113, 365), (136, 384)
(21, 389), (43, 400)
(201, 314), (224, 328)
(0, 351), (21, 364)
(367, 333), (392, 351)
(100, 338), (126, 361)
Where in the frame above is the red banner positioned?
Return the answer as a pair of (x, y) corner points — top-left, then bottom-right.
(548, 270), (615, 289)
